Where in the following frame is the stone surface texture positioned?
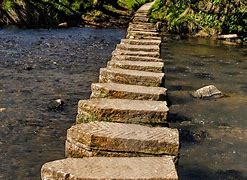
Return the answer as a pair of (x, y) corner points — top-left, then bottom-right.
(41, 157), (178, 180)
(128, 23), (157, 32)
(107, 60), (164, 73)
(112, 49), (160, 58)
(99, 68), (165, 87)
(76, 98), (169, 124)
(112, 55), (163, 62)
(90, 83), (167, 100)
(116, 43), (160, 52)
(121, 39), (161, 46)
(66, 122), (179, 158)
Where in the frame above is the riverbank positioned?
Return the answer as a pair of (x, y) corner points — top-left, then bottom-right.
(149, 0), (246, 38)
(0, 0), (152, 28)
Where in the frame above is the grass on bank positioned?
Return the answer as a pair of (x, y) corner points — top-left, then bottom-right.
(149, 0), (246, 36)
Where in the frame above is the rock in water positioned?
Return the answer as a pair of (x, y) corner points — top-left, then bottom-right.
(48, 99), (65, 111)
(192, 85), (223, 99)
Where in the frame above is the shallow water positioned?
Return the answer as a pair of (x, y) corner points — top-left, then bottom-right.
(161, 38), (247, 179)
(0, 27), (126, 179)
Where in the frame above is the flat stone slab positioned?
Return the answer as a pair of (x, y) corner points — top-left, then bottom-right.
(132, 17), (149, 23)
(112, 55), (163, 62)
(116, 44), (160, 52)
(107, 60), (164, 73)
(76, 98), (169, 124)
(137, 2), (154, 11)
(127, 31), (160, 40)
(129, 23), (157, 31)
(128, 26), (157, 33)
(90, 83), (167, 100)
(112, 49), (160, 58)
(127, 34), (161, 40)
(99, 68), (165, 86)
(41, 157), (178, 180)
(121, 39), (161, 46)
(66, 122), (179, 157)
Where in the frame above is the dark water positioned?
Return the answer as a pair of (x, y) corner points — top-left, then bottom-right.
(0, 27), (126, 179)
(161, 39), (247, 180)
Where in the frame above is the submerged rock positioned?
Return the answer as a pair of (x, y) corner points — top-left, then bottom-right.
(0, 108), (7, 112)
(192, 85), (224, 99)
(48, 99), (65, 111)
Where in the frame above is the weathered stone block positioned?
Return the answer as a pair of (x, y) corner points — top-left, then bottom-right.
(66, 121), (179, 158)
(116, 44), (160, 52)
(107, 60), (164, 73)
(127, 31), (161, 40)
(76, 98), (169, 124)
(128, 23), (157, 31)
(99, 68), (165, 86)
(112, 49), (160, 58)
(127, 30), (159, 37)
(133, 17), (149, 23)
(90, 83), (167, 100)
(41, 157), (178, 180)
(112, 55), (163, 62)
(121, 38), (161, 46)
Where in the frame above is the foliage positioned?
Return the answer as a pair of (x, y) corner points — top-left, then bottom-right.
(0, 0), (151, 27)
(150, 0), (246, 35)
(119, 0), (152, 11)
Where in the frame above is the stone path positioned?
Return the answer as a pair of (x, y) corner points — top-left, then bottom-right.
(41, 157), (178, 180)
(41, 2), (179, 179)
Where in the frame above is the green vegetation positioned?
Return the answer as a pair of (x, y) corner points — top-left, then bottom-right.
(149, 0), (246, 35)
(0, 0), (151, 27)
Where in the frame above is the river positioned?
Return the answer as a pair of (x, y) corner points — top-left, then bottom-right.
(0, 28), (246, 179)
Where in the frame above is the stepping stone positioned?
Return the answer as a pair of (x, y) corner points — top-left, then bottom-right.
(137, 2), (154, 11)
(134, 14), (148, 18)
(121, 39), (161, 46)
(127, 33), (161, 40)
(90, 83), (167, 100)
(41, 157), (178, 180)
(128, 30), (159, 37)
(76, 98), (169, 125)
(99, 68), (165, 86)
(107, 60), (164, 73)
(116, 44), (160, 53)
(132, 17), (149, 23)
(129, 23), (157, 31)
(112, 49), (160, 58)
(112, 55), (163, 62)
(66, 122), (179, 157)
(128, 26), (157, 33)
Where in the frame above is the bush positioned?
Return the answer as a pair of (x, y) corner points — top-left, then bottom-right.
(150, 0), (246, 35)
